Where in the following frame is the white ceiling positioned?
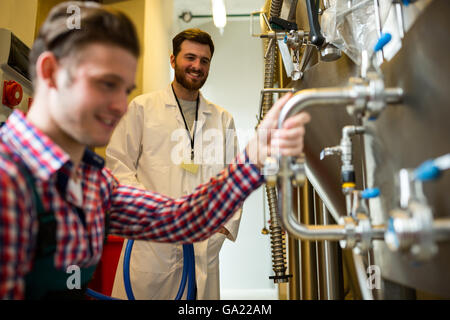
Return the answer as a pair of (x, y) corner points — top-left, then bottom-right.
(173, 0), (267, 16)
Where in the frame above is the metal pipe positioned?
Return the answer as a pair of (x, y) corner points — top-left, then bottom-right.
(275, 85), (399, 242)
(299, 181), (319, 299)
(432, 219), (450, 241)
(322, 203), (344, 299)
(278, 86), (403, 126)
(278, 87), (356, 128)
(287, 233), (300, 299)
(280, 155), (348, 241)
(258, 88), (296, 122)
(352, 251), (374, 300)
(369, 224), (388, 240)
(277, 88), (356, 241)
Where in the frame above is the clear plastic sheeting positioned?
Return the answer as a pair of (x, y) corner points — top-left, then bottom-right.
(321, 0), (391, 65)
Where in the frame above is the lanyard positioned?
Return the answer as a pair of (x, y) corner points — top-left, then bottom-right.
(171, 84), (199, 161)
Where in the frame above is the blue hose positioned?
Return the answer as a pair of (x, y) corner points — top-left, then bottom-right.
(124, 239), (136, 300)
(86, 288), (120, 300)
(123, 240), (196, 300)
(174, 244), (190, 299)
(186, 244), (197, 300)
(86, 239), (196, 300)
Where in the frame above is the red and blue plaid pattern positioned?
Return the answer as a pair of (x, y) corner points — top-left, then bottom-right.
(0, 110), (264, 299)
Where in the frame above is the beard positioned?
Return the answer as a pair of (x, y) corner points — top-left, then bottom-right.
(174, 63), (208, 91)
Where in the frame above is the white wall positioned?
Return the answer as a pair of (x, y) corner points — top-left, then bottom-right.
(171, 18), (277, 300)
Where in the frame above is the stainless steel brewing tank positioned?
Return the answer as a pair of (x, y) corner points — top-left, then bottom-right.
(288, 0), (450, 297)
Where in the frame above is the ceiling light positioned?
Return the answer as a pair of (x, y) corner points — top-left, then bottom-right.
(211, 0), (227, 33)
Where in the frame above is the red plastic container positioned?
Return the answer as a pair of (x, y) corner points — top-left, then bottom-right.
(88, 235), (125, 297)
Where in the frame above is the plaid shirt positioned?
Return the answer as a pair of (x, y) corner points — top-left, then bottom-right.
(0, 111), (264, 299)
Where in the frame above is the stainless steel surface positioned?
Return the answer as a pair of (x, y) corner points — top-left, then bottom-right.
(287, 0), (450, 298)
(305, 163), (341, 222)
(275, 76), (401, 243)
(318, 200), (345, 299)
(368, 0), (450, 297)
(299, 181), (319, 299)
(287, 233), (301, 299)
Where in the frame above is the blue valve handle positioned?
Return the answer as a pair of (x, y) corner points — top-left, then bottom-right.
(414, 159), (441, 181)
(361, 188), (380, 199)
(374, 33), (392, 52)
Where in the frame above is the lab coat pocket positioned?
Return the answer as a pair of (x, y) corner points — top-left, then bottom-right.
(131, 240), (181, 274)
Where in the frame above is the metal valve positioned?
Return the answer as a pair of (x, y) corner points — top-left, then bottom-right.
(251, 10), (308, 81)
(356, 188), (380, 253)
(339, 188), (381, 252)
(290, 155), (306, 187)
(385, 201), (437, 261)
(386, 154), (450, 260)
(263, 155), (306, 188)
(263, 156), (279, 187)
(338, 216), (357, 250)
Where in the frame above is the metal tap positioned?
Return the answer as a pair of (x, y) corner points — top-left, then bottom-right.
(321, 125), (366, 215)
(320, 125), (366, 194)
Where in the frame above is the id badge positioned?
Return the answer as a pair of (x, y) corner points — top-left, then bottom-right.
(181, 161), (199, 174)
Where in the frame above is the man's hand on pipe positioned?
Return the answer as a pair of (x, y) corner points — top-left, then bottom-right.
(246, 93), (311, 168)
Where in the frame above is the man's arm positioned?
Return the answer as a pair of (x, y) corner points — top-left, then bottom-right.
(107, 150), (263, 243)
(107, 93), (310, 244)
(0, 161), (33, 300)
(105, 100), (146, 190)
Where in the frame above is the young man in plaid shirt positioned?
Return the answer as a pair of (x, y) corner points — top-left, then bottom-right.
(0, 1), (310, 299)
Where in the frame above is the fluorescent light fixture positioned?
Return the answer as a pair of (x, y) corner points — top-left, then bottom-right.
(211, 0), (227, 32)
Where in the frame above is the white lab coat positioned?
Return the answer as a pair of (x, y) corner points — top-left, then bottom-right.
(106, 85), (242, 300)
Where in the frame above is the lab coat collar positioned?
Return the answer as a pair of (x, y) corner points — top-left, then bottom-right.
(164, 85), (211, 134)
(164, 85), (212, 115)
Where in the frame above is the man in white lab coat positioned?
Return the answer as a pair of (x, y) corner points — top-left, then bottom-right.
(106, 29), (242, 299)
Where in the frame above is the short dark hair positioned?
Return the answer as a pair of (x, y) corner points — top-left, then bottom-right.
(172, 28), (214, 58)
(29, 1), (140, 87)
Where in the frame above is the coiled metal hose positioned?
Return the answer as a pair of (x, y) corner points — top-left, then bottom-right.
(261, 0), (290, 283)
